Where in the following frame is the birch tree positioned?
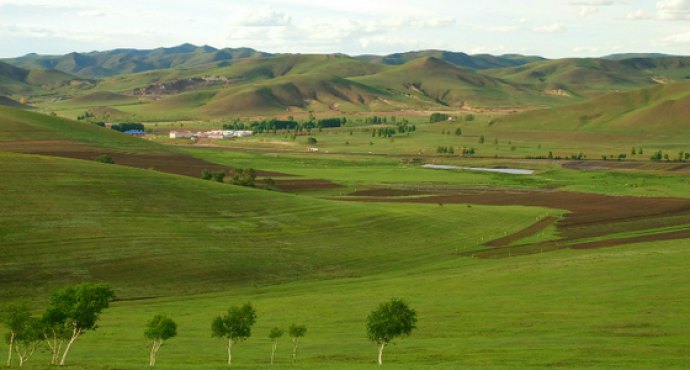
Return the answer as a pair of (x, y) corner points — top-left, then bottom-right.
(268, 327), (283, 365)
(366, 298), (417, 366)
(41, 311), (70, 365)
(44, 283), (115, 366)
(2, 301), (31, 367)
(144, 315), (177, 366)
(12, 317), (42, 367)
(288, 324), (306, 363)
(211, 303), (256, 366)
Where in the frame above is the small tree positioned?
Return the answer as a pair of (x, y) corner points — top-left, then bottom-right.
(268, 327), (284, 365)
(366, 298), (417, 366)
(12, 317), (42, 367)
(145, 315), (177, 366)
(288, 324), (306, 363)
(211, 303), (257, 366)
(307, 137), (317, 145)
(2, 302), (31, 367)
(232, 168), (256, 187)
(94, 154), (114, 164)
(201, 169), (212, 180)
(212, 172), (226, 183)
(44, 283), (115, 365)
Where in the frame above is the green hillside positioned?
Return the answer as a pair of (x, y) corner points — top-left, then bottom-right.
(2, 84), (690, 369)
(493, 80), (690, 135)
(486, 57), (690, 97)
(353, 57), (548, 108)
(11, 46), (690, 120)
(0, 61), (92, 96)
(2, 44), (270, 78)
(0, 150), (549, 300)
(356, 49), (545, 69)
(0, 96), (26, 108)
(0, 106), (169, 153)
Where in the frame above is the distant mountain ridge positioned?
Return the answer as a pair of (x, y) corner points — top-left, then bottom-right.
(2, 44), (546, 78)
(603, 53), (677, 60)
(355, 50), (546, 70)
(0, 61), (88, 95)
(4, 44), (690, 119)
(2, 44), (270, 78)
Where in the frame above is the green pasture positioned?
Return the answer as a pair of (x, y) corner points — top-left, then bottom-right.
(0, 152), (555, 301)
(184, 148), (690, 198)
(2, 239), (689, 369)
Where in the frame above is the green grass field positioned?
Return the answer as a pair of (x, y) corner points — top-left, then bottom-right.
(2, 73), (690, 370)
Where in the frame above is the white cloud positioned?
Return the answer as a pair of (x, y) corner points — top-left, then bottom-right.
(579, 6), (600, 17)
(656, 30), (690, 45)
(569, 0), (614, 5)
(238, 8), (292, 27)
(572, 44), (622, 54)
(533, 23), (567, 33)
(657, 0), (690, 20)
(626, 9), (653, 20)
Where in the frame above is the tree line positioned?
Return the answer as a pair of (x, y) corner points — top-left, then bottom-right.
(3, 284), (416, 367)
(224, 118), (347, 134)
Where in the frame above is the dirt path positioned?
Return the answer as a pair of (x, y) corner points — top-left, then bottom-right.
(485, 216), (558, 247)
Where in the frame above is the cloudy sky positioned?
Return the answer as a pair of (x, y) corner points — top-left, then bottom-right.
(1, 0), (689, 58)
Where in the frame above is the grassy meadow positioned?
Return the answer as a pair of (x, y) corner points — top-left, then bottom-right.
(2, 67), (690, 370)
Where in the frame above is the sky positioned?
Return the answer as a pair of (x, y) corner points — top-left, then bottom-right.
(1, 0), (690, 58)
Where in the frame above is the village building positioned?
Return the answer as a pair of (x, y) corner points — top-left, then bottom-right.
(169, 130), (194, 139)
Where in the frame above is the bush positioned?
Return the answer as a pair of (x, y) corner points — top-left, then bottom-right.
(201, 169), (212, 180)
(429, 113), (449, 123)
(307, 137), (318, 145)
(212, 172), (225, 183)
(233, 168), (256, 187)
(94, 154), (114, 164)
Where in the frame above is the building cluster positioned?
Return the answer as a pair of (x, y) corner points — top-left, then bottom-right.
(169, 130), (253, 139)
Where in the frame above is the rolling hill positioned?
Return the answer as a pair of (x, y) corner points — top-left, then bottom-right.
(352, 56), (549, 108)
(0, 61), (91, 96)
(486, 57), (690, 97)
(42, 55), (553, 118)
(0, 96), (27, 108)
(2, 44), (270, 78)
(7, 44), (690, 119)
(357, 49), (545, 70)
(492, 80), (690, 135)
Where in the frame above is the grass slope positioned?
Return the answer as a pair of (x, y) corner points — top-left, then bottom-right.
(487, 57), (690, 97)
(0, 61), (92, 97)
(0, 151), (551, 301)
(0, 106), (170, 153)
(493, 80), (690, 135)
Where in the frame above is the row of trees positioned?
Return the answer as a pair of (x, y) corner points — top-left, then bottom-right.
(650, 150), (690, 162)
(3, 283), (114, 367)
(4, 289), (416, 368)
(210, 303), (309, 366)
(201, 169), (257, 187)
(224, 118), (348, 134)
(429, 113), (475, 123)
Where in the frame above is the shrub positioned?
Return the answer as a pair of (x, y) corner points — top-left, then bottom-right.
(94, 154), (114, 164)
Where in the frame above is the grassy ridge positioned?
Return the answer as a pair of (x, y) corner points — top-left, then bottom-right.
(0, 151), (553, 300)
(0, 106), (170, 153)
(493, 81), (690, 135)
